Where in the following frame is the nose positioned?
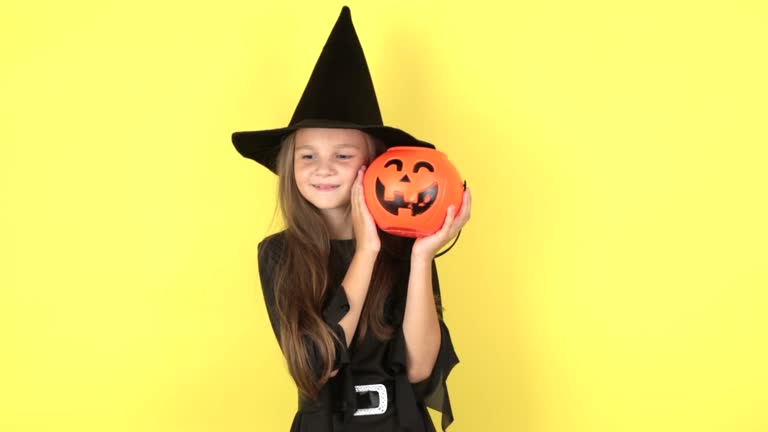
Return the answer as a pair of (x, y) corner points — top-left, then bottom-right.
(315, 158), (336, 176)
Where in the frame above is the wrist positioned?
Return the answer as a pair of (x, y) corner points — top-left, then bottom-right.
(410, 251), (434, 265)
(354, 247), (380, 260)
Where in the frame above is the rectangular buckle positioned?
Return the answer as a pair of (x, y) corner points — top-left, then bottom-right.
(353, 384), (388, 416)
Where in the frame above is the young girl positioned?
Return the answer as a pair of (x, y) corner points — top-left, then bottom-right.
(231, 7), (470, 432)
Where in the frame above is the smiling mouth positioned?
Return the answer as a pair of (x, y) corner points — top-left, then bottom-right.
(375, 178), (438, 216)
(313, 185), (340, 191)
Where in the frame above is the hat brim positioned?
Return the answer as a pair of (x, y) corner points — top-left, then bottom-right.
(232, 121), (435, 174)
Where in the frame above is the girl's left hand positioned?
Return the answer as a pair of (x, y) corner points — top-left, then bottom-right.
(412, 187), (472, 260)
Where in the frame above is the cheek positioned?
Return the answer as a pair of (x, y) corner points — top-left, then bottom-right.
(294, 171), (311, 190)
(293, 163), (310, 179)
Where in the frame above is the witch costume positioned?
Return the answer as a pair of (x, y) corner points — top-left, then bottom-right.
(232, 6), (460, 431)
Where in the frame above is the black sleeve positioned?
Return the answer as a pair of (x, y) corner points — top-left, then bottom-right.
(257, 235), (351, 380)
(411, 259), (460, 431)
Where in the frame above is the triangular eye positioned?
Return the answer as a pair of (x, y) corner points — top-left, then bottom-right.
(384, 159), (403, 171)
(413, 161), (434, 173)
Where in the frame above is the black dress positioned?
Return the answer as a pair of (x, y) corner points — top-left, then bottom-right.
(257, 231), (459, 432)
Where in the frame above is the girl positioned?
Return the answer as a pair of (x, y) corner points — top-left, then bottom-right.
(231, 7), (470, 432)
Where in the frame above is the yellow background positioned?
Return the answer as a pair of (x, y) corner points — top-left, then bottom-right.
(2, 0), (767, 431)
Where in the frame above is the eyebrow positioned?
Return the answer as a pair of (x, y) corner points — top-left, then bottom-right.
(295, 143), (360, 151)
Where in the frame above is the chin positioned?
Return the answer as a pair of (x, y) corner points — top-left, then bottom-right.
(317, 200), (351, 211)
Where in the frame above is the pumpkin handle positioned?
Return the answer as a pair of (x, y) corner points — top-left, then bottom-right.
(435, 229), (461, 258)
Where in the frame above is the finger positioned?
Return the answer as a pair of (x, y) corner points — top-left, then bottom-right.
(448, 205), (465, 236)
(450, 195), (471, 236)
(358, 171), (367, 210)
(357, 168), (375, 223)
(352, 166), (365, 203)
(457, 189), (471, 223)
(440, 205), (456, 234)
(351, 176), (359, 199)
(355, 167), (365, 201)
(449, 204), (470, 236)
(352, 166), (362, 189)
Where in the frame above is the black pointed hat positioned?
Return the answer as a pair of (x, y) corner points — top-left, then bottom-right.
(231, 6), (435, 174)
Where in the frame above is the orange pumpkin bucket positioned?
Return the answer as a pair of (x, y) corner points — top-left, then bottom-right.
(363, 146), (464, 238)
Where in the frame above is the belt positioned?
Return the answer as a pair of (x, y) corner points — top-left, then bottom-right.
(298, 380), (395, 417)
(352, 382), (394, 416)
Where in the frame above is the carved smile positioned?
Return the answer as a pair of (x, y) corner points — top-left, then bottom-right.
(375, 178), (438, 216)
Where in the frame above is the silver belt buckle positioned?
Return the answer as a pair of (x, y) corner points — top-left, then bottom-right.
(353, 384), (388, 416)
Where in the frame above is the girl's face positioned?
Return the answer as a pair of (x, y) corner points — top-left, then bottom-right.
(293, 128), (371, 212)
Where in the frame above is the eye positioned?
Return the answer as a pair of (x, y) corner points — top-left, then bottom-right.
(384, 159), (403, 171)
(413, 161), (434, 173)
(300, 154), (314, 160)
(337, 154), (353, 159)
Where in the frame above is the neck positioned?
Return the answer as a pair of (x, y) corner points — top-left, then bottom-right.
(321, 207), (353, 240)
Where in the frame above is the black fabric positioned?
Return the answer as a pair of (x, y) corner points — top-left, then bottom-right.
(257, 231), (459, 431)
(289, 6), (382, 129)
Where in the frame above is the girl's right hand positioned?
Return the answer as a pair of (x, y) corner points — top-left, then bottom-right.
(351, 165), (380, 254)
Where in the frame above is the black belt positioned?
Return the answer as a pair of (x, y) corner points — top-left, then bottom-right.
(298, 381), (395, 416)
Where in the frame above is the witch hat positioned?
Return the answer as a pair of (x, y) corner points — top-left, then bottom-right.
(231, 6), (435, 174)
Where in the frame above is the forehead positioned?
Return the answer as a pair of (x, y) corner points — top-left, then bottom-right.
(294, 128), (367, 151)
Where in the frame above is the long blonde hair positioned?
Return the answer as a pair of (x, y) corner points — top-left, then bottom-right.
(261, 129), (414, 400)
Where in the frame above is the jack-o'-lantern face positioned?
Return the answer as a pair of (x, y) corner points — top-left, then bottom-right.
(363, 146), (463, 238)
(375, 159), (438, 216)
